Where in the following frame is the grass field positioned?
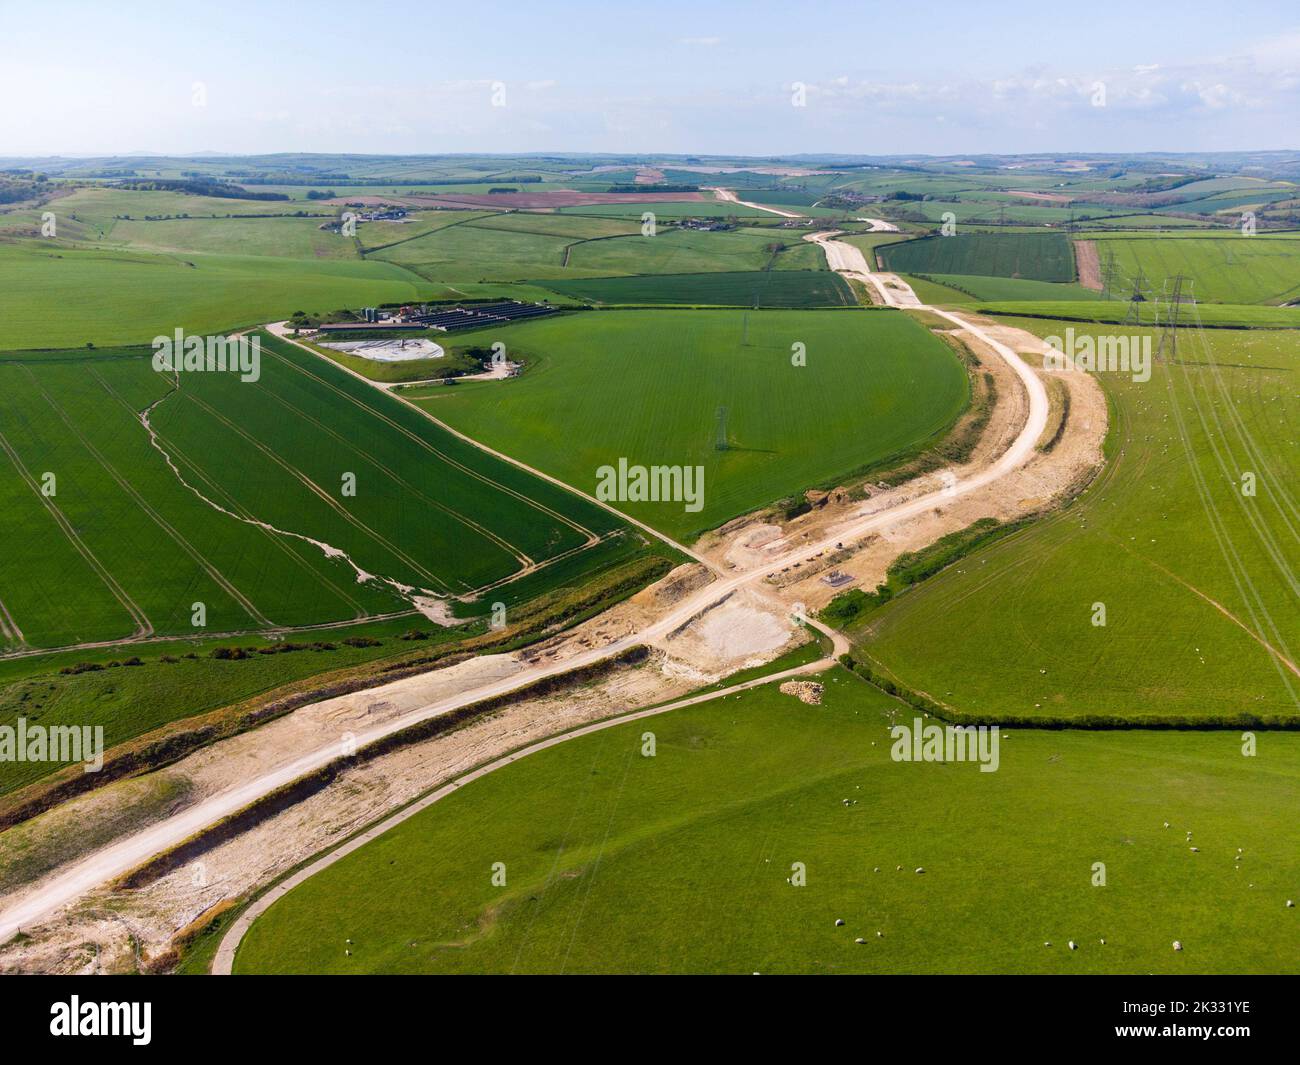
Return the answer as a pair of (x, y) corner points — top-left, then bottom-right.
(880, 232), (1076, 282)
(566, 227), (825, 274)
(534, 270), (854, 307)
(1088, 235), (1300, 305)
(407, 309), (968, 538)
(976, 300), (1300, 329)
(0, 242), (430, 350)
(370, 217), (824, 284)
(0, 334), (645, 652)
(851, 322), (1299, 724)
(233, 669), (1300, 975)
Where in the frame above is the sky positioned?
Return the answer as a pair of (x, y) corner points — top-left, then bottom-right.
(4, 0), (1299, 158)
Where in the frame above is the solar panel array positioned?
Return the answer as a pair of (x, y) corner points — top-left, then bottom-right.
(405, 301), (558, 331)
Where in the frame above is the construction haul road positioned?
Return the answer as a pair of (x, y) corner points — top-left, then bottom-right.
(0, 234), (1048, 947)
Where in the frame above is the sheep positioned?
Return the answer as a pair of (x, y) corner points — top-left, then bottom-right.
(1173, 941), (1183, 951)
(835, 919), (845, 927)
(1068, 941), (1077, 951)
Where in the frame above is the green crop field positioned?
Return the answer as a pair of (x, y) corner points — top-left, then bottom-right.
(1088, 235), (1300, 305)
(0, 333), (646, 653)
(534, 270), (854, 307)
(850, 322), (1299, 724)
(407, 309), (968, 538)
(234, 670), (1300, 975)
(903, 274), (1105, 303)
(880, 232), (1076, 282)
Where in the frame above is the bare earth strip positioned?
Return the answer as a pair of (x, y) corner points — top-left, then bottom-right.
(0, 597), (24, 648)
(1075, 238), (1102, 290)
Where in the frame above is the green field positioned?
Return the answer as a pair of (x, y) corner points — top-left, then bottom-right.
(1088, 234), (1300, 305)
(370, 216), (824, 284)
(535, 270), (854, 307)
(566, 227), (825, 274)
(234, 670), (1300, 975)
(902, 274), (1105, 304)
(977, 300), (1300, 330)
(0, 242), (431, 350)
(0, 334), (645, 652)
(880, 232), (1076, 282)
(408, 309), (968, 538)
(851, 322), (1299, 724)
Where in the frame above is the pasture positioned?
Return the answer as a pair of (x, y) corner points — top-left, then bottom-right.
(976, 301), (1300, 330)
(853, 323), (1300, 724)
(1088, 234), (1300, 305)
(410, 309), (968, 539)
(233, 670), (1300, 975)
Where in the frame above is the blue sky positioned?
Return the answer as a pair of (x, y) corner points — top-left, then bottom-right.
(5, 0), (1299, 156)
